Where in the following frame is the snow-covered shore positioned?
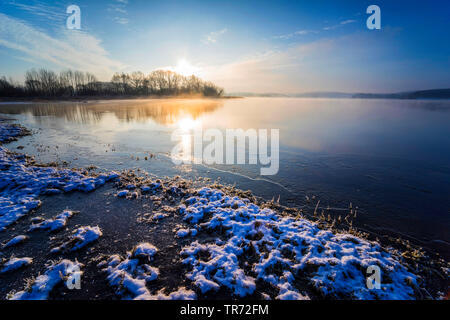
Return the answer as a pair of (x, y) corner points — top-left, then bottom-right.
(0, 118), (118, 231)
(0, 118), (447, 300)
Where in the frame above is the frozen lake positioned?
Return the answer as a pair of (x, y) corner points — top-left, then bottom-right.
(1, 97), (449, 257)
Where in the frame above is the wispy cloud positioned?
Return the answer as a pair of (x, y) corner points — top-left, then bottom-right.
(340, 19), (356, 25)
(205, 29), (414, 93)
(276, 18), (358, 40)
(203, 28), (227, 44)
(9, 1), (63, 19)
(8, 1), (66, 27)
(0, 13), (125, 78)
(203, 39), (336, 93)
(273, 30), (316, 40)
(323, 19), (357, 30)
(109, 0), (129, 25)
(113, 17), (129, 25)
(112, 7), (127, 14)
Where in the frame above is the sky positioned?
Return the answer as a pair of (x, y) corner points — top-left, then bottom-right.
(0, 0), (449, 93)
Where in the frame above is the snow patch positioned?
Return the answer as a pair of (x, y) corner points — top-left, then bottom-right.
(8, 259), (83, 300)
(0, 130), (117, 231)
(2, 235), (29, 249)
(1, 257), (32, 273)
(52, 226), (102, 252)
(176, 228), (198, 238)
(179, 187), (418, 300)
(29, 210), (77, 232)
(100, 242), (160, 300)
(117, 190), (129, 197)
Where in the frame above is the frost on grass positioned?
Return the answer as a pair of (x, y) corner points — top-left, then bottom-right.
(179, 188), (418, 300)
(2, 234), (29, 249)
(99, 242), (161, 300)
(29, 210), (77, 232)
(51, 226), (102, 253)
(8, 260), (82, 300)
(0, 144), (118, 231)
(0, 257), (32, 273)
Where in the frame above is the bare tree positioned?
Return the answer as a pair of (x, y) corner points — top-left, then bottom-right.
(0, 68), (224, 98)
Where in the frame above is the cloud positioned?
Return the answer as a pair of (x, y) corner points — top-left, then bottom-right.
(0, 13), (125, 79)
(275, 18), (357, 40)
(109, 0), (129, 24)
(111, 7), (127, 14)
(273, 30), (315, 40)
(203, 28), (227, 44)
(340, 19), (356, 25)
(202, 39), (336, 93)
(8, 1), (66, 22)
(113, 17), (129, 25)
(203, 29), (426, 94)
(323, 19), (357, 30)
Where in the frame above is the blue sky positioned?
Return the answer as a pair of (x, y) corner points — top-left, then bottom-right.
(0, 0), (449, 93)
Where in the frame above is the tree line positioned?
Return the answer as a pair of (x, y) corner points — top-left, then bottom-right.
(0, 69), (224, 98)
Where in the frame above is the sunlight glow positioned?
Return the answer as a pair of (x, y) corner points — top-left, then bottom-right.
(174, 58), (201, 77)
(177, 116), (200, 131)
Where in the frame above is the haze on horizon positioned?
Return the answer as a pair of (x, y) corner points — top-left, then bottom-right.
(0, 0), (449, 94)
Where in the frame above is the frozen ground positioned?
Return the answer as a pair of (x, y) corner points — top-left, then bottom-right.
(0, 119), (448, 300)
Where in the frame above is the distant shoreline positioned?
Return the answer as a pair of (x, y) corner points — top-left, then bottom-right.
(228, 88), (450, 100)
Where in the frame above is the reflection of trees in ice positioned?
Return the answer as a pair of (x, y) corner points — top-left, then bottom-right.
(0, 99), (223, 125)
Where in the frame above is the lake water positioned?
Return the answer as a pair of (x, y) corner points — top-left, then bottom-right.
(1, 98), (449, 257)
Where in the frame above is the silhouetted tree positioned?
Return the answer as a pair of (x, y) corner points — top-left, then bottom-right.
(0, 68), (224, 98)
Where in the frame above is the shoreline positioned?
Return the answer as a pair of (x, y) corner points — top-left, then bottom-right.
(0, 95), (243, 104)
(0, 119), (448, 300)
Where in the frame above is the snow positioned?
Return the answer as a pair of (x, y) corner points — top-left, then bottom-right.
(0, 119), (28, 143)
(70, 226), (102, 251)
(193, 274), (220, 293)
(100, 242), (160, 300)
(117, 190), (129, 197)
(0, 120), (118, 232)
(152, 212), (168, 220)
(176, 228), (190, 238)
(181, 240), (257, 297)
(2, 234), (28, 249)
(132, 242), (158, 259)
(1, 257), (32, 273)
(0, 145), (118, 231)
(100, 240), (198, 300)
(179, 187), (418, 300)
(52, 226), (102, 253)
(29, 210), (77, 232)
(176, 228), (198, 238)
(135, 287), (197, 300)
(8, 260), (83, 300)
(0, 121), (425, 300)
(151, 182), (161, 190)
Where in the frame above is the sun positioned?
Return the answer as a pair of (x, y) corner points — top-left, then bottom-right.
(174, 58), (201, 77)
